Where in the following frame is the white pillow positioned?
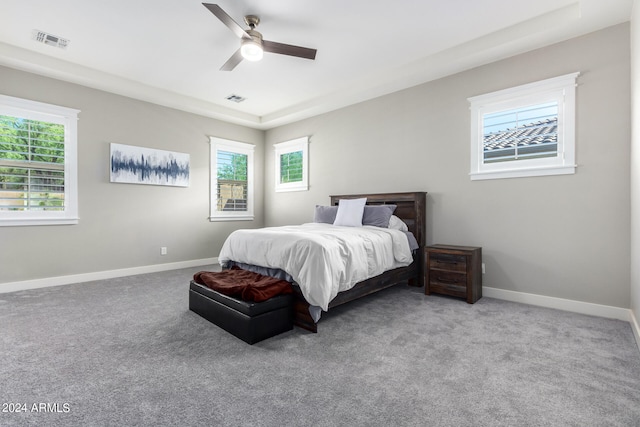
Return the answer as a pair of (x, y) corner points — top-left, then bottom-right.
(388, 215), (408, 231)
(333, 198), (367, 227)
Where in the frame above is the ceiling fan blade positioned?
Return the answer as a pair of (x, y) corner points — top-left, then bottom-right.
(220, 49), (244, 71)
(263, 40), (317, 60)
(202, 3), (250, 40)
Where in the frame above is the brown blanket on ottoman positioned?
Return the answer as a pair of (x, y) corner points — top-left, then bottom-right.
(193, 266), (293, 302)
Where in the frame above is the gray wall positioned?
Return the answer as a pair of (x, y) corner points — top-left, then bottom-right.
(265, 24), (631, 309)
(0, 66), (264, 284)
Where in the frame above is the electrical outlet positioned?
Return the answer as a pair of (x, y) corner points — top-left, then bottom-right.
(161, 247), (167, 256)
(482, 263), (486, 274)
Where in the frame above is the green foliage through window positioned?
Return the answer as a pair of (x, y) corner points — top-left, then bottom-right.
(0, 115), (66, 211)
(216, 150), (248, 212)
(280, 151), (303, 184)
(216, 150), (247, 181)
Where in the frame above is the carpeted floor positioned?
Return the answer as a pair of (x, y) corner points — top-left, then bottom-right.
(1, 266), (639, 426)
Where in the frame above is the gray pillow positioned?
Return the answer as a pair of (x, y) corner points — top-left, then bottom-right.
(362, 205), (397, 228)
(314, 205), (338, 223)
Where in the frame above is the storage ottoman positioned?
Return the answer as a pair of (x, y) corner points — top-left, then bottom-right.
(189, 280), (293, 344)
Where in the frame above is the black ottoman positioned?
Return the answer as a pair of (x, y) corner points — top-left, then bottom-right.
(189, 281), (293, 344)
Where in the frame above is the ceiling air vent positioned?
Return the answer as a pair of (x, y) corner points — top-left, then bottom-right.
(32, 30), (69, 49)
(225, 94), (246, 103)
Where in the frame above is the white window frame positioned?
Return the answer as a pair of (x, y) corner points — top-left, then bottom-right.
(209, 136), (254, 221)
(468, 72), (579, 180)
(274, 136), (308, 192)
(0, 94), (79, 226)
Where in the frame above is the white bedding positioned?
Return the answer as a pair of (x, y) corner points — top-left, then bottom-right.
(218, 223), (414, 311)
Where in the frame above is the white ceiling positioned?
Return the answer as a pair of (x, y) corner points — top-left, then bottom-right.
(0, 0), (632, 129)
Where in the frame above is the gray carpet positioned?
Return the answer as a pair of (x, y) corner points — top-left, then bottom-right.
(1, 266), (639, 427)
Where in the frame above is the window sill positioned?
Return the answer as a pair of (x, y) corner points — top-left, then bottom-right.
(275, 185), (308, 193)
(470, 164), (576, 181)
(0, 217), (79, 227)
(209, 216), (255, 222)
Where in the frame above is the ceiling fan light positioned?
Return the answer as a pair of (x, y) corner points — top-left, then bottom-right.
(241, 39), (263, 61)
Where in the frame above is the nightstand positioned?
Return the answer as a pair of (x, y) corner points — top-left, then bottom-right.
(425, 244), (482, 303)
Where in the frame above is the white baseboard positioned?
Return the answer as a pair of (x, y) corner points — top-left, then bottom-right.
(0, 257), (218, 294)
(483, 286), (631, 322)
(630, 309), (640, 354)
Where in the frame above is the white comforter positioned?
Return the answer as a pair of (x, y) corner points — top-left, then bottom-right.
(218, 223), (414, 311)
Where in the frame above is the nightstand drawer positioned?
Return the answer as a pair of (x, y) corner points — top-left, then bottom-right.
(429, 270), (466, 287)
(429, 253), (467, 272)
(429, 282), (467, 299)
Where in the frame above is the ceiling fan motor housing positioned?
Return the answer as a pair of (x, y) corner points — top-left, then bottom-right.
(244, 15), (260, 28)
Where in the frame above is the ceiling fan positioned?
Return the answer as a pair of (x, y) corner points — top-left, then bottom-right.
(203, 3), (317, 71)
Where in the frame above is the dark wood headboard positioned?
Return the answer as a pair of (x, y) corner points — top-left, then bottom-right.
(329, 192), (427, 249)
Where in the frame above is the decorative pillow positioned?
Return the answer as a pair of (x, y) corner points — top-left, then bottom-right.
(362, 205), (397, 228)
(314, 205), (338, 224)
(333, 198), (367, 227)
(388, 214), (409, 231)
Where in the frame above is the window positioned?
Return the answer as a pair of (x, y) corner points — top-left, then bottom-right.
(209, 137), (254, 221)
(274, 136), (308, 192)
(0, 94), (79, 226)
(468, 72), (579, 180)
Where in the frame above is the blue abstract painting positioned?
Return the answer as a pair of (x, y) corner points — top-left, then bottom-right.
(110, 143), (190, 187)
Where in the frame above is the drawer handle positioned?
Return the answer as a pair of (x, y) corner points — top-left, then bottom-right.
(434, 259), (464, 265)
(437, 276), (459, 284)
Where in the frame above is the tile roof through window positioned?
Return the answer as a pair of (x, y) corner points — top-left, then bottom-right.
(483, 117), (557, 151)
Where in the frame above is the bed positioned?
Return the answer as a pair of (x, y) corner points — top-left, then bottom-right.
(218, 191), (427, 333)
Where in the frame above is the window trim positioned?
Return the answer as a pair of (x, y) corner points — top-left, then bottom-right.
(209, 136), (254, 222)
(0, 94), (80, 227)
(468, 72), (579, 181)
(274, 136), (308, 192)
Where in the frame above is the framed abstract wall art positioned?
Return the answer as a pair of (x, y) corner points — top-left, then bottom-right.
(110, 143), (190, 187)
